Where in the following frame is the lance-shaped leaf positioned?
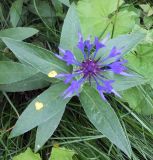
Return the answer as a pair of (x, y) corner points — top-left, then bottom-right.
(10, 0), (23, 27)
(2, 38), (71, 75)
(0, 27), (38, 40)
(97, 32), (146, 62)
(58, 0), (70, 7)
(35, 108), (65, 151)
(0, 61), (38, 84)
(106, 32), (145, 55)
(80, 85), (132, 158)
(10, 83), (70, 138)
(104, 71), (147, 91)
(0, 72), (50, 92)
(60, 3), (83, 61)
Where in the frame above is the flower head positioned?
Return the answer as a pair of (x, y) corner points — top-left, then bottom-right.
(55, 33), (129, 100)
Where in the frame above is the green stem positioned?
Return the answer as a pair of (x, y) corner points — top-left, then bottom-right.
(2, 91), (19, 117)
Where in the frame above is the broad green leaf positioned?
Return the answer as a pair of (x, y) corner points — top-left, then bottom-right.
(77, 0), (123, 37)
(13, 148), (41, 160)
(0, 61), (38, 84)
(80, 85), (131, 157)
(132, 25), (153, 44)
(10, 83), (69, 138)
(121, 86), (153, 115)
(60, 3), (82, 61)
(122, 44), (153, 115)
(35, 105), (65, 151)
(112, 10), (138, 37)
(0, 27), (38, 40)
(50, 147), (75, 160)
(125, 43), (153, 83)
(10, 0), (23, 27)
(2, 38), (71, 75)
(0, 72), (50, 92)
(58, 0), (70, 7)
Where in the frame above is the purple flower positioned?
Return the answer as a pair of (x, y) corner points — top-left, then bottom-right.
(62, 79), (84, 99)
(55, 48), (79, 66)
(108, 47), (122, 58)
(109, 60), (127, 74)
(55, 33), (129, 100)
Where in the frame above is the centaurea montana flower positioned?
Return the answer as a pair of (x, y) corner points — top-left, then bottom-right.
(55, 33), (129, 100)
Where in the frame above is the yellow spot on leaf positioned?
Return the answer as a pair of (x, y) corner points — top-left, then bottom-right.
(48, 71), (58, 78)
(35, 101), (44, 111)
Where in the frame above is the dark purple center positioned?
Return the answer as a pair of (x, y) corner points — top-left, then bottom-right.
(81, 59), (101, 78)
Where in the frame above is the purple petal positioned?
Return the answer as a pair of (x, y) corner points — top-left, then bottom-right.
(93, 37), (105, 58)
(62, 78), (84, 99)
(109, 60), (127, 74)
(109, 47), (122, 58)
(102, 80), (114, 93)
(97, 85), (106, 101)
(77, 33), (86, 56)
(57, 48), (78, 66)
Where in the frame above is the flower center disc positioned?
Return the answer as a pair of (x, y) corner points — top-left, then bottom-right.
(81, 59), (100, 77)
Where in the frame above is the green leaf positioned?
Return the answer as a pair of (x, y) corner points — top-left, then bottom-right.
(2, 38), (71, 75)
(140, 4), (153, 17)
(0, 72), (50, 92)
(121, 86), (153, 115)
(77, 0), (123, 37)
(0, 3), (5, 22)
(132, 25), (153, 44)
(143, 16), (153, 29)
(125, 43), (153, 84)
(35, 105), (65, 151)
(10, 83), (69, 138)
(80, 85), (132, 158)
(0, 54), (11, 61)
(13, 148), (41, 160)
(0, 61), (38, 84)
(103, 32), (146, 58)
(58, 0), (70, 7)
(96, 32), (146, 69)
(104, 71), (147, 91)
(10, 0), (23, 27)
(60, 3), (82, 61)
(0, 27), (38, 40)
(121, 43), (153, 115)
(112, 10), (138, 37)
(96, 32), (146, 91)
(30, 0), (56, 27)
(50, 147), (75, 160)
